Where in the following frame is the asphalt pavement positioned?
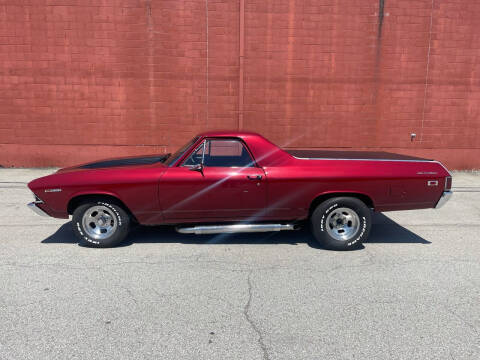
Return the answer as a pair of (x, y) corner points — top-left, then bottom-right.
(0, 169), (479, 360)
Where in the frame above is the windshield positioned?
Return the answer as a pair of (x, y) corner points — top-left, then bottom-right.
(163, 136), (200, 167)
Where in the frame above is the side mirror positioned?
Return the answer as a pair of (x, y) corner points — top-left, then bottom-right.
(190, 163), (203, 174)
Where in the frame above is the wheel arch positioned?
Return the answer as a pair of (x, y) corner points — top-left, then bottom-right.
(67, 192), (138, 223)
(308, 191), (375, 217)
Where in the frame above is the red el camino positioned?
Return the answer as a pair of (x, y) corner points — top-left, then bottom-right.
(28, 131), (452, 250)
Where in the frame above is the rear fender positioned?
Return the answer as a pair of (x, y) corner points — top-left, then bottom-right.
(309, 191), (375, 216)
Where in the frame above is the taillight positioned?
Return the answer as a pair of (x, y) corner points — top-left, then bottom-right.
(445, 176), (452, 190)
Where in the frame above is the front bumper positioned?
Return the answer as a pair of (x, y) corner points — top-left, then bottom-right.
(27, 202), (49, 217)
(435, 191), (452, 209)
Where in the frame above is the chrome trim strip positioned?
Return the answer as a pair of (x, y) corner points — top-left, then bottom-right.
(201, 140), (206, 165)
(417, 171), (437, 175)
(435, 191), (453, 209)
(27, 202), (49, 217)
(176, 223), (296, 235)
(292, 156), (434, 163)
(292, 157), (453, 176)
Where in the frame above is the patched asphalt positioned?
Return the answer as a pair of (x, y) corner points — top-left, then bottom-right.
(0, 169), (479, 360)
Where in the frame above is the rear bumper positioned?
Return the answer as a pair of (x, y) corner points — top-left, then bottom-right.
(435, 191), (452, 209)
(27, 202), (50, 217)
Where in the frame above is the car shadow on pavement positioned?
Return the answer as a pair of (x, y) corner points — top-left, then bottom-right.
(369, 213), (431, 244)
(41, 213), (430, 248)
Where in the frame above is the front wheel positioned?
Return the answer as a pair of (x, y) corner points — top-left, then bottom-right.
(72, 201), (130, 248)
(311, 197), (371, 250)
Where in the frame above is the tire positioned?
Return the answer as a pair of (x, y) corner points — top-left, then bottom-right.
(310, 197), (371, 250)
(72, 200), (130, 248)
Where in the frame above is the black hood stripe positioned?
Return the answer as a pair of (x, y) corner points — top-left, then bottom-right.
(80, 155), (168, 169)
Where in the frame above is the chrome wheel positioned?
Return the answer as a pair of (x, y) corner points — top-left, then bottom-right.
(81, 205), (117, 240)
(325, 207), (360, 241)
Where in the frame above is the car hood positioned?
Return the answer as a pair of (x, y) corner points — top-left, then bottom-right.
(57, 154), (169, 173)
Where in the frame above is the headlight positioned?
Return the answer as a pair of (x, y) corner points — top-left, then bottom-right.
(32, 192), (44, 204)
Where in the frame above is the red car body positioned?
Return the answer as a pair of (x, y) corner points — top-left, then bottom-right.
(28, 131), (452, 225)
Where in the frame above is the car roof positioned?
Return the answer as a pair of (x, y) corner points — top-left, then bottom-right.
(196, 130), (262, 138)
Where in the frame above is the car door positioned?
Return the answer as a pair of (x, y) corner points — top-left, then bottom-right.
(159, 138), (267, 221)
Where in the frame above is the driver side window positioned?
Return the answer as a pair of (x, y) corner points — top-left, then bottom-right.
(182, 143), (204, 166)
(182, 139), (255, 167)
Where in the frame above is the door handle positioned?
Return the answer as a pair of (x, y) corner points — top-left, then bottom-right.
(247, 175), (262, 180)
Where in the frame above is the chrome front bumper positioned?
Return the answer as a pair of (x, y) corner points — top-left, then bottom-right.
(435, 191), (452, 209)
(27, 202), (49, 217)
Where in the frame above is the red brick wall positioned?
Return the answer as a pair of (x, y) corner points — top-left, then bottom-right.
(0, 0), (479, 169)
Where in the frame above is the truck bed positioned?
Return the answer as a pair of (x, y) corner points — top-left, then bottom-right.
(285, 149), (432, 162)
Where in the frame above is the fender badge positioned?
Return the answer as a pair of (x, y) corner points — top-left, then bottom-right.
(417, 171), (437, 175)
(45, 189), (62, 193)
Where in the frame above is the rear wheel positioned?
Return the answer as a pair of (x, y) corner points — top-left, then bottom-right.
(72, 201), (130, 248)
(311, 197), (371, 250)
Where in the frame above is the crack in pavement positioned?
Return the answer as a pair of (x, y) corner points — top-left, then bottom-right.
(443, 305), (479, 336)
(243, 271), (270, 360)
(120, 285), (138, 305)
